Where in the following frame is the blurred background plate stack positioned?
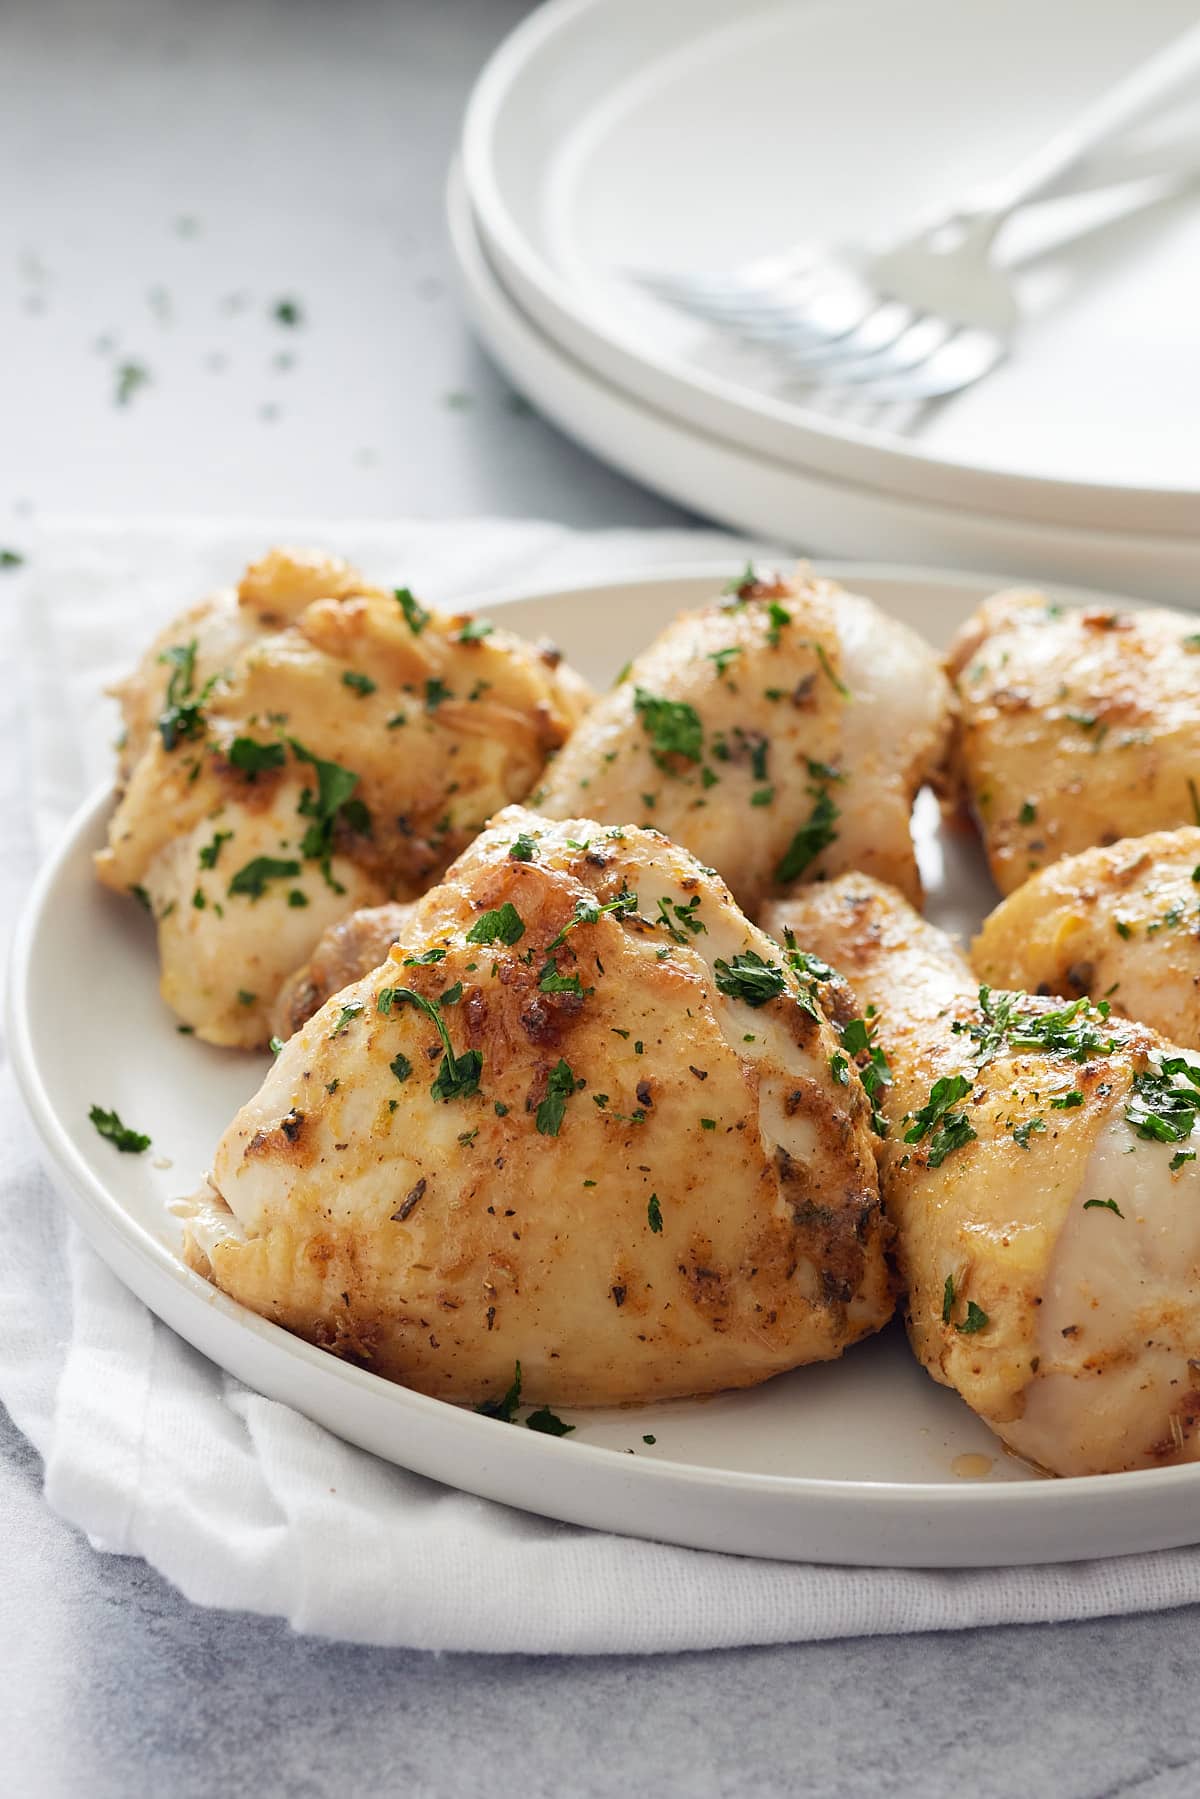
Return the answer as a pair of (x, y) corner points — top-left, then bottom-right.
(454, 0), (1200, 601)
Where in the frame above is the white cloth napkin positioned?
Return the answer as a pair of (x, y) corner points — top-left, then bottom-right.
(6, 517), (1200, 1655)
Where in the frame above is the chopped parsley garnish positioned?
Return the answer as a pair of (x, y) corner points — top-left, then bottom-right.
(955, 1301), (989, 1335)
(815, 642), (850, 698)
(1171, 1149), (1196, 1172)
(941, 1274), (955, 1324)
(228, 737), (286, 777)
(114, 359), (151, 407)
(765, 600), (791, 647)
(288, 889), (308, 907)
(653, 893), (704, 944)
(466, 903), (525, 946)
(130, 884), (152, 910)
(509, 833), (537, 862)
(830, 1053), (849, 1085)
(1050, 1090), (1084, 1110)
(157, 640), (215, 750)
(708, 646), (742, 675)
(539, 967), (586, 997)
(237, 989), (256, 1006)
(329, 1001), (363, 1038)
(775, 787), (840, 884)
(841, 1014), (892, 1136)
(389, 1052), (412, 1084)
(700, 1118), (716, 1131)
(1012, 1117), (1045, 1150)
(457, 617), (494, 642)
(647, 1193), (663, 1233)
(0, 548), (25, 569)
(227, 855), (301, 899)
(425, 677), (453, 710)
(904, 1073), (977, 1167)
(545, 889), (637, 956)
(1018, 800), (1037, 825)
(476, 1361), (522, 1422)
(288, 739), (367, 887)
(198, 829), (232, 870)
(536, 1058), (582, 1136)
(390, 985), (483, 1103)
(526, 1407), (575, 1437)
(395, 586), (429, 634)
(1190, 778), (1200, 826)
(1115, 920), (1133, 940)
(1126, 1058), (1200, 1144)
(1084, 1197), (1124, 1216)
(272, 297), (303, 326)
(341, 670), (377, 697)
(958, 988), (1115, 1065)
(713, 950), (785, 1007)
(89, 1105), (150, 1154)
(723, 561), (758, 597)
(268, 1036), (284, 1055)
(633, 686), (704, 768)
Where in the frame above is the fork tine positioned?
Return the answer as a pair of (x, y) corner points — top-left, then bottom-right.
(777, 299), (916, 367)
(787, 314), (955, 387)
(848, 330), (1005, 401)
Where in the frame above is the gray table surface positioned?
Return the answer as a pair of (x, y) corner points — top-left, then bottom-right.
(3, 2), (1198, 1793)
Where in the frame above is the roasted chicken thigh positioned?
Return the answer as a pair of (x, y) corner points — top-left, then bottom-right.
(763, 874), (1200, 1477)
(949, 589), (1200, 895)
(972, 828), (1200, 1051)
(537, 567), (954, 912)
(95, 549), (589, 1049)
(185, 807), (892, 1407)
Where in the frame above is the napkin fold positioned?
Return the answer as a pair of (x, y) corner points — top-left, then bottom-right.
(5, 516), (1200, 1654)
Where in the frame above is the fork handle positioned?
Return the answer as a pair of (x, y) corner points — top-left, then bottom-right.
(965, 20), (1200, 230)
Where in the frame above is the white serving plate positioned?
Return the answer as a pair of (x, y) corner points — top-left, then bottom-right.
(462, 0), (1200, 540)
(12, 563), (1200, 1568)
(449, 164), (1200, 603)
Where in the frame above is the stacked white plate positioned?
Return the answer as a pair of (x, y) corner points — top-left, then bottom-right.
(454, 0), (1200, 600)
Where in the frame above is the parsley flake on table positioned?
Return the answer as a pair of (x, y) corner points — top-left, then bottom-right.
(89, 1105), (150, 1154)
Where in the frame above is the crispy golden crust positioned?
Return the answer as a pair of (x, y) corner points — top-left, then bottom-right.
(95, 549), (591, 1048)
(948, 589), (1200, 895)
(186, 807), (892, 1407)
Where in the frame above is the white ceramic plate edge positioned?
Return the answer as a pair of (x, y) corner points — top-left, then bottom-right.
(448, 162), (1200, 604)
(460, 0), (1200, 538)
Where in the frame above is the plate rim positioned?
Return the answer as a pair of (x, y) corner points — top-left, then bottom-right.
(447, 159), (1200, 609)
(461, 0), (1200, 534)
(11, 560), (1200, 1568)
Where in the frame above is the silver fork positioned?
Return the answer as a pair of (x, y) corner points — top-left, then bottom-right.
(634, 21), (1200, 401)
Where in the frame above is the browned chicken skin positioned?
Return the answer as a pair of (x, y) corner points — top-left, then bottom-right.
(537, 567), (955, 912)
(271, 901), (416, 1041)
(972, 827), (1200, 1050)
(949, 588), (1200, 895)
(95, 549), (590, 1049)
(185, 807), (893, 1408)
(763, 875), (1200, 1477)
